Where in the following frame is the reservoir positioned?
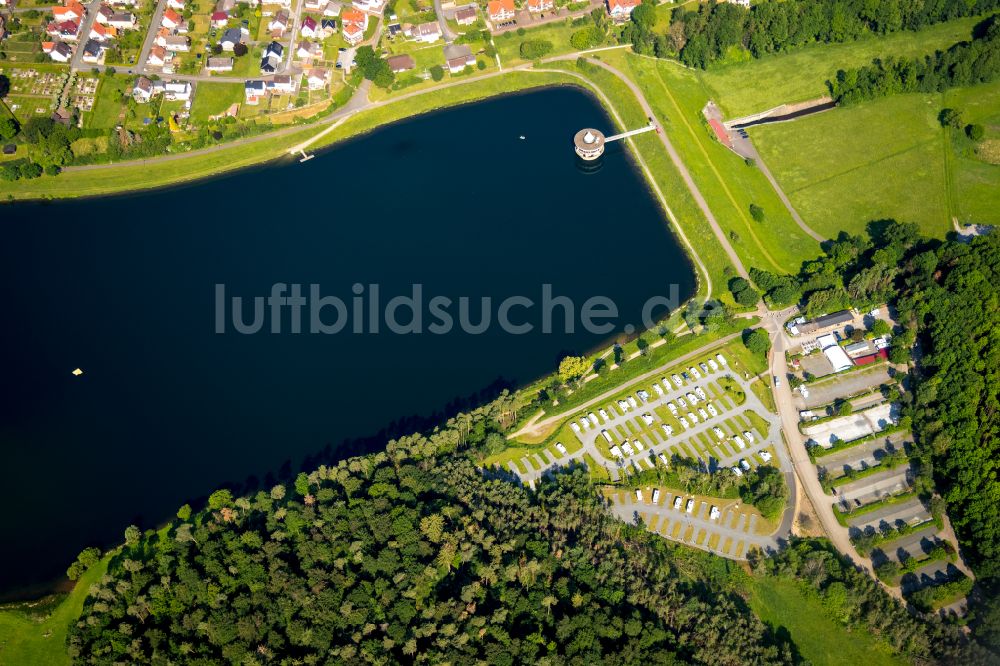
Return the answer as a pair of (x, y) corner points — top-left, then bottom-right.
(0, 86), (695, 595)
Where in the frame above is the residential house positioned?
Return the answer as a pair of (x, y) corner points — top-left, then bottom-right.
(340, 7), (367, 30)
(342, 21), (363, 44)
(306, 68), (328, 90)
(164, 34), (190, 51)
(210, 11), (229, 28)
(404, 21), (440, 43)
(260, 40), (282, 73)
(153, 27), (170, 46)
(386, 53), (414, 73)
(299, 16), (318, 38)
(244, 79), (266, 104)
(303, 0), (324, 9)
(147, 44), (168, 65)
(443, 43), (474, 73)
(95, 4), (114, 23)
(351, 0), (384, 13)
(132, 75), (155, 102)
(215, 0), (235, 10)
(269, 74), (295, 93)
(81, 39), (104, 63)
(386, 22), (401, 37)
(89, 23), (116, 42)
(296, 41), (322, 59)
(161, 8), (182, 29)
(163, 80), (192, 101)
(454, 5), (476, 24)
(486, 0), (514, 22)
(166, 0), (185, 9)
(728, 0), (750, 6)
(45, 41), (74, 62)
(606, 0), (640, 20)
(268, 9), (290, 36)
(108, 13), (136, 29)
(526, 0), (552, 11)
(322, 2), (341, 16)
(53, 1), (85, 22)
(206, 55), (234, 71)
(220, 26), (243, 50)
(264, 40), (284, 60)
(320, 18), (337, 37)
(46, 20), (80, 41)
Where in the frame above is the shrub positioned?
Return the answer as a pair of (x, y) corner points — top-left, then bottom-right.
(519, 39), (553, 60)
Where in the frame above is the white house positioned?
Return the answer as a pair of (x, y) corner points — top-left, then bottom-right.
(244, 79), (266, 104)
(486, 0), (514, 22)
(606, 0), (640, 19)
(163, 80), (192, 101)
(306, 68), (328, 90)
(404, 21), (440, 43)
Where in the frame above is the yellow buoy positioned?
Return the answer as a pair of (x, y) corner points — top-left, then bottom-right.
(72, 368), (83, 376)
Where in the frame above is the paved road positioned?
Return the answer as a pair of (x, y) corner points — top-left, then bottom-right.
(579, 57), (749, 280)
(727, 129), (825, 243)
(761, 308), (879, 577)
(133, 0), (168, 75)
(433, 0), (457, 42)
(69, 0), (104, 71)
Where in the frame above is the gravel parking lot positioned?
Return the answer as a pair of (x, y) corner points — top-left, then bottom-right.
(816, 432), (909, 478)
(803, 402), (897, 447)
(795, 366), (892, 409)
(848, 496), (929, 534)
(899, 561), (963, 594)
(870, 524), (943, 564)
(834, 465), (912, 506)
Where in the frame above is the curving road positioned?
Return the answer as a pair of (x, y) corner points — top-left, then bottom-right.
(576, 57), (750, 280)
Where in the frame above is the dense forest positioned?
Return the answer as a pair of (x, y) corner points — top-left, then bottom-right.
(624, 0), (1000, 68)
(68, 404), (796, 664)
(829, 15), (1000, 103)
(751, 222), (1000, 651)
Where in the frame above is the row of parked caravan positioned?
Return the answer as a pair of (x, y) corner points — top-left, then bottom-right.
(731, 446), (771, 477)
(635, 488), (723, 521)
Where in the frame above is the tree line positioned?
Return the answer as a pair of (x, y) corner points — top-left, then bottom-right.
(828, 15), (1000, 103)
(626, 0), (1000, 68)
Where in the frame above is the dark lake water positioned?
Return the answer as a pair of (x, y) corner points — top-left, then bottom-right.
(0, 85), (695, 596)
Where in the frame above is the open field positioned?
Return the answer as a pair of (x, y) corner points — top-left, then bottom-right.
(753, 79), (1000, 237)
(600, 51), (821, 274)
(746, 578), (907, 666)
(0, 558), (108, 666)
(698, 16), (982, 118)
(189, 82), (245, 122)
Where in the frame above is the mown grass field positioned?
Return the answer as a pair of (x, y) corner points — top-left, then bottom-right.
(697, 16), (982, 118)
(599, 51), (822, 274)
(0, 559), (108, 666)
(190, 82), (245, 122)
(746, 577), (907, 666)
(752, 79), (1000, 238)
